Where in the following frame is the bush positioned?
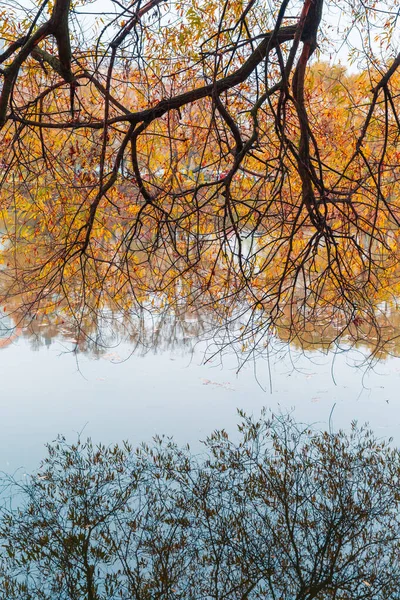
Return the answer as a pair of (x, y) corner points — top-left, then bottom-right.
(0, 412), (399, 599)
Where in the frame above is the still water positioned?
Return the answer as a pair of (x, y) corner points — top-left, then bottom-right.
(0, 319), (399, 474)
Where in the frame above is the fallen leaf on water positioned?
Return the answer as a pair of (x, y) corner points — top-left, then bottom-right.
(102, 352), (122, 361)
(201, 379), (234, 391)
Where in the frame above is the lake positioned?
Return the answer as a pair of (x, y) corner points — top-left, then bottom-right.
(1, 317), (399, 475)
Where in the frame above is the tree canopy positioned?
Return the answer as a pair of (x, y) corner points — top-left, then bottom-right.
(0, 0), (399, 358)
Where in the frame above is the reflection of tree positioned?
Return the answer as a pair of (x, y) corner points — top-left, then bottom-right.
(0, 295), (215, 357)
(4, 252), (400, 361)
(0, 314), (21, 349)
(1, 413), (400, 599)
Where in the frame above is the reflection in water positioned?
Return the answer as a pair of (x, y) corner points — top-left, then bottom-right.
(1, 279), (400, 367)
(1, 415), (398, 600)
(1, 213), (400, 366)
(0, 303), (212, 358)
(0, 256), (400, 474)
(0, 186), (400, 367)
(0, 315), (21, 349)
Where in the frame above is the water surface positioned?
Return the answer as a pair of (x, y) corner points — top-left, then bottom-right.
(1, 328), (399, 474)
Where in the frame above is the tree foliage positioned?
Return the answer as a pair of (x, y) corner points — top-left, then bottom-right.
(1, 414), (400, 599)
(0, 0), (399, 357)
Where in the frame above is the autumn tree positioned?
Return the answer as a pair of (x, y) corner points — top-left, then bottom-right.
(0, 0), (399, 357)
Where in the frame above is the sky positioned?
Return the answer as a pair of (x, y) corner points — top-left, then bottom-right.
(2, 0), (398, 72)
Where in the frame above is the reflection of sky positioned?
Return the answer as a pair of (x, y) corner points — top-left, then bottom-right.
(0, 335), (399, 475)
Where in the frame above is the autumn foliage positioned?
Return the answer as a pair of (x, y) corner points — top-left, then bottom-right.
(0, 0), (399, 357)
